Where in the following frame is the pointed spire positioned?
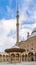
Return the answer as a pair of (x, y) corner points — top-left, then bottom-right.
(17, 3), (18, 13)
(16, 2), (19, 19)
(16, 0), (18, 11)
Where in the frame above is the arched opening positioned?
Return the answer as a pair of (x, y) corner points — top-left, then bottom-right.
(22, 54), (24, 62)
(3, 55), (5, 62)
(6, 55), (9, 62)
(11, 54), (15, 63)
(28, 52), (34, 61)
(16, 54), (19, 60)
(25, 54), (27, 61)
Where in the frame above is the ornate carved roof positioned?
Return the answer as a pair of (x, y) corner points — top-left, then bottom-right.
(5, 48), (25, 53)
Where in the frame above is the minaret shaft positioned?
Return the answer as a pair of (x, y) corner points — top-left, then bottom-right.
(16, 17), (19, 43)
(16, 5), (19, 44)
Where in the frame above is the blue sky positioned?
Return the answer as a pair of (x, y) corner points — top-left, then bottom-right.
(0, 0), (16, 19)
(0, 0), (36, 51)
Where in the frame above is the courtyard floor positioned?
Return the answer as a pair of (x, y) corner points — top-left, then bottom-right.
(0, 62), (36, 65)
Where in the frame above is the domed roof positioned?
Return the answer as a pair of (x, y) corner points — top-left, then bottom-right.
(12, 45), (19, 48)
(28, 27), (36, 38)
(32, 27), (36, 34)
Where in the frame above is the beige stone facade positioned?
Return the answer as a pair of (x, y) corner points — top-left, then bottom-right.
(17, 36), (36, 52)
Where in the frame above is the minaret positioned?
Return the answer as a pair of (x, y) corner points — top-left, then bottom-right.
(16, 4), (19, 44)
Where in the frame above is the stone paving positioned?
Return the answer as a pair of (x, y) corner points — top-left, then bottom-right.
(0, 62), (36, 65)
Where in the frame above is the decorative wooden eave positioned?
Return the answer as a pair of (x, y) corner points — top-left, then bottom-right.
(5, 48), (25, 53)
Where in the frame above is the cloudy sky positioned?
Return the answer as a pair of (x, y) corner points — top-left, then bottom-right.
(0, 0), (36, 52)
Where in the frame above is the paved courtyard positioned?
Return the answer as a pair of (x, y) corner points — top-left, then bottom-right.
(0, 62), (36, 65)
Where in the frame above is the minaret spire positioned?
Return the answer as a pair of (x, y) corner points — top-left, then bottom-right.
(16, 3), (19, 44)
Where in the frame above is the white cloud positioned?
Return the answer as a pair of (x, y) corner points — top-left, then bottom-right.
(19, 0), (32, 21)
(0, 19), (16, 51)
(19, 21), (36, 41)
(19, 0), (36, 23)
(1, 19), (16, 31)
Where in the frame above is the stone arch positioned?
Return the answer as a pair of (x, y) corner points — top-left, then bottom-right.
(3, 55), (5, 62)
(6, 54), (9, 62)
(11, 54), (15, 58)
(11, 54), (15, 63)
(3, 55), (5, 57)
(16, 54), (19, 59)
(25, 54), (27, 61)
(28, 52), (34, 61)
(16, 53), (20, 62)
(6, 55), (9, 58)
(22, 54), (24, 62)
